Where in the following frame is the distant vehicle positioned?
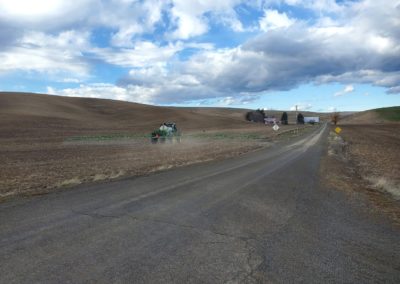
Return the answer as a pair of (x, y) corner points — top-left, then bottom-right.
(151, 122), (181, 143)
(304, 117), (320, 124)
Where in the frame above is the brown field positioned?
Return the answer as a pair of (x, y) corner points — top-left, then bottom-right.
(0, 92), (318, 200)
(322, 109), (400, 223)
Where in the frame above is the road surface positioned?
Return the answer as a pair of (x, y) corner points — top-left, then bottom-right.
(1, 124), (400, 283)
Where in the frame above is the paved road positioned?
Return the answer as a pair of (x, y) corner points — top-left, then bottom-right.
(1, 124), (400, 283)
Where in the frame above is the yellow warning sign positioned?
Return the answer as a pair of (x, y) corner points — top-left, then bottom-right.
(335, 127), (342, 134)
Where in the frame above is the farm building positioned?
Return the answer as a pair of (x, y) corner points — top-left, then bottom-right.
(304, 117), (320, 124)
(264, 116), (278, 124)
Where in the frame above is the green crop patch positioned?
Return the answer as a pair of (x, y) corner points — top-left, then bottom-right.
(65, 133), (149, 142)
(375, 106), (400, 121)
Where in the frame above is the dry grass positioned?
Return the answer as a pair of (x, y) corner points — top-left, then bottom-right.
(321, 125), (400, 224)
(366, 176), (400, 200)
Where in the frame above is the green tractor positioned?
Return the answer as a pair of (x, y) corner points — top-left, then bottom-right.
(151, 122), (181, 144)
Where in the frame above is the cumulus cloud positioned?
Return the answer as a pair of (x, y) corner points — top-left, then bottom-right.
(218, 94), (259, 106)
(47, 83), (154, 104)
(92, 41), (184, 68)
(0, 0), (97, 31)
(259, 9), (294, 31)
(279, 0), (343, 13)
(1, 0), (400, 105)
(130, 0), (400, 102)
(169, 0), (247, 39)
(334, 85), (354, 96)
(0, 0), (166, 47)
(0, 30), (90, 76)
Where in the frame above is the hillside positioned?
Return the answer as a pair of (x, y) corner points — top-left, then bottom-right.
(0, 92), (332, 142)
(0, 92), (253, 142)
(340, 106), (400, 124)
(375, 106), (400, 122)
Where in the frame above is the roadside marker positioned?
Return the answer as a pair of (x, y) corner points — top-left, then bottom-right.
(335, 127), (342, 134)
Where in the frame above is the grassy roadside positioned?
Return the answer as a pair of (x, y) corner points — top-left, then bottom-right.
(321, 126), (400, 225)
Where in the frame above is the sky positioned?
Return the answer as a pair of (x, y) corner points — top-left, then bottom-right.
(0, 0), (399, 112)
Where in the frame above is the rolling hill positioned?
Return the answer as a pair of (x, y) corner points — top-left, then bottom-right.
(0, 92), (331, 142)
(340, 106), (400, 124)
(0, 91), (332, 198)
(0, 92), (253, 141)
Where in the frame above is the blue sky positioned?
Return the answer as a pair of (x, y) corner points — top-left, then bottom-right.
(0, 0), (399, 112)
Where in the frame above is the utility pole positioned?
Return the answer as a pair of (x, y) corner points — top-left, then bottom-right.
(295, 105), (298, 124)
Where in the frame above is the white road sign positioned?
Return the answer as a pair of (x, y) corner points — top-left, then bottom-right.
(273, 124), (279, 131)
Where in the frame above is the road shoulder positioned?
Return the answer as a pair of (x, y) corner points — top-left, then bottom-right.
(320, 127), (400, 226)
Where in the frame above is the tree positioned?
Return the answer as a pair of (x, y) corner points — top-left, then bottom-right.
(331, 112), (340, 125)
(245, 111), (252, 121)
(297, 113), (304, 124)
(256, 108), (266, 118)
(245, 110), (264, 122)
(281, 112), (288, 125)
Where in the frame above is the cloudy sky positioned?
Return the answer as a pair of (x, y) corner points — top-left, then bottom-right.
(0, 0), (399, 111)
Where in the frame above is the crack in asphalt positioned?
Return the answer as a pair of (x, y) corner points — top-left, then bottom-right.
(70, 209), (121, 219)
(71, 208), (267, 283)
(71, 208), (262, 243)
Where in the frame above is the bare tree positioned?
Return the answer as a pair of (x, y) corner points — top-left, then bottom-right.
(331, 112), (340, 125)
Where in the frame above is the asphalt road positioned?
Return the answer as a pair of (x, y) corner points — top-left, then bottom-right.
(1, 124), (399, 283)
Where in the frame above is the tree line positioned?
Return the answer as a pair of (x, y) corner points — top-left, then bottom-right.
(245, 109), (305, 124)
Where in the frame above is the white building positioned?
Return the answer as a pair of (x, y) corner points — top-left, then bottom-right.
(304, 117), (320, 124)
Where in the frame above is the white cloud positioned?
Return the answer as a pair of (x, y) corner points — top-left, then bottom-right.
(344, 85), (354, 93)
(281, 0), (343, 13)
(0, 0), (96, 29)
(110, 25), (144, 48)
(218, 94), (259, 106)
(1, 0), (400, 105)
(92, 41), (184, 68)
(169, 0), (246, 39)
(47, 83), (154, 104)
(59, 78), (82, 83)
(0, 30), (90, 76)
(0, 0), (166, 47)
(115, 1), (400, 105)
(334, 85), (354, 97)
(219, 96), (238, 105)
(0, 0), (65, 17)
(259, 9), (294, 31)
(97, 0), (167, 47)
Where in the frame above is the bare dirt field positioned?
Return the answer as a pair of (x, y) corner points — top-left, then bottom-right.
(321, 114), (400, 223)
(0, 92), (315, 200)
